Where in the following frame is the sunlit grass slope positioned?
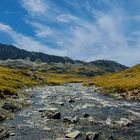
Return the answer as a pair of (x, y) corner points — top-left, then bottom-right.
(84, 64), (140, 98)
(0, 66), (90, 98)
(0, 66), (39, 98)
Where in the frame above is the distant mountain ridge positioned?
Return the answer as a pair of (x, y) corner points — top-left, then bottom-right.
(0, 43), (74, 63)
(0, 43), (128, 75)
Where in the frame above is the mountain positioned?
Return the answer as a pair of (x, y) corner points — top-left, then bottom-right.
(85, 64), (140, 99)
(0, 43), (128, 76)
(0, 43), (74, 63)
(89, 60), (127, 72)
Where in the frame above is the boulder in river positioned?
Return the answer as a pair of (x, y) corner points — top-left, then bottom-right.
(2, 103), (20, 112)
(42, 108), (61, 119)
(68, 98), (75, 103)
(115, 118), (132, 127)
(46, 111), (61, 119)
(86, 132), (99, 140)
(65, 130), (80, 139)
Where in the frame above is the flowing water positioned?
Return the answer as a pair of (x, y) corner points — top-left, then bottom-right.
(2, 84), (140, 140)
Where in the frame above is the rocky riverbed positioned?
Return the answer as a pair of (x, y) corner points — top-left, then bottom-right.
(0, 83), (140, 140)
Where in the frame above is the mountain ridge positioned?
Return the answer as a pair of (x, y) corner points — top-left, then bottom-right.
(0, 43), (128, 76)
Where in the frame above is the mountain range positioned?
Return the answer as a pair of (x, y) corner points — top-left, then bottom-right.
(0, 43), (128, 76)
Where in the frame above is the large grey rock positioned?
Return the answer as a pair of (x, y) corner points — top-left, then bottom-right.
(41, 108), (61, 119)
(2, 103), (20, 112)
(65, 130), (80, 138)
(46, 111), (61, 119)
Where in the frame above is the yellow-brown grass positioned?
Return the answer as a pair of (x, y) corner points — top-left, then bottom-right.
(84, 64), (140, 93)
(0, 66), (90, 98)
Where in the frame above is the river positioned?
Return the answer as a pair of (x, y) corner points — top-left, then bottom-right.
(2, 84), (140, 140)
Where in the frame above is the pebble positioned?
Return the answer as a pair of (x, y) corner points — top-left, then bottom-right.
(65, 130), (80, 138)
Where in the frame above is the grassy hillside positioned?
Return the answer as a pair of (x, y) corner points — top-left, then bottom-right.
(84, 64), (140, 99)
(0, 66), (90, 98)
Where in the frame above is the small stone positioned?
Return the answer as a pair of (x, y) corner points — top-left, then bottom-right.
(86, 132), (99, 140)
(115, 118), (132, 127)
(48, 108), (59, 112)
(65, 130), (80, 138)
(88, 117), (96, 123)
(106, 117), (112, 125)
(50, 101), (64, 106)
(43, 126), (51, 131)
(71, 116), (79, 123)
(9, 133), (15, 136)
(83, 113), (89, 118)
(68, 99), (75, 103)
(56, 102), (64, 106)
(63, 117), (72, 123)
(0, 114), (6, 121)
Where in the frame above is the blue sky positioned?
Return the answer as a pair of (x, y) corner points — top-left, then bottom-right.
(0, 0), (139, 66)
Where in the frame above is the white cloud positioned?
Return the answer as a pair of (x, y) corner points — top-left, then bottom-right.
(17, 0), (140, 66)
(21, 0), (48, 15)
(0, 22), (67, 56)
(0, 23), (12, 32)
(57, 14), (79, 23)
(56, 10), (140, 66)
(26, 21), (54, 37)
